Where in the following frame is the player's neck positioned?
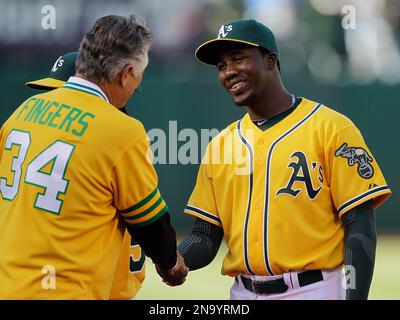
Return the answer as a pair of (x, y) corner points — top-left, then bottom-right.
(75, 74), (125, 109)
(246, 87), (293, 121)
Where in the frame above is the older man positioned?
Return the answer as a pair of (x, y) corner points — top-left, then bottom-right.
(25, 51), (147, 300)
(0, 15), (187, 299)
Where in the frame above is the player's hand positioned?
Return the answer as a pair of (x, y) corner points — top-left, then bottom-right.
(155, 251), (189, 286)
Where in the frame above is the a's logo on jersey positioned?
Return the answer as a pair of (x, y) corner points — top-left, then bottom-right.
(277, 151), (322, 199)
(335, 143), (374, 179)
(51, 56), (64, 72)
(217, 24), (233, 38)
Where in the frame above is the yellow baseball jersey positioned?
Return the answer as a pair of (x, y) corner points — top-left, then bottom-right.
(109, 232), (146, 299)
(184, 97), (391, 277)
(0, 77), (167, 299)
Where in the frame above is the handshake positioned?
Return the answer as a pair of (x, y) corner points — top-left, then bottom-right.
(155, 251), (189, 286)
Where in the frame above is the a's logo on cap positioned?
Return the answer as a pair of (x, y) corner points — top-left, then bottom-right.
(217, 24), (233, 38)
(51, 56), (64, 72)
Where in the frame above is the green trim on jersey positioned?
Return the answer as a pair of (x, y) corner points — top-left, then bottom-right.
(63, 82), (108, 101)
(256, 97), (302, 131)
(63, 85), (101, 100)
(127, 205), (169, 228)
(123, 196), (164, 221)
(121, 187), (159, 214)
(67, 82), (108, 101)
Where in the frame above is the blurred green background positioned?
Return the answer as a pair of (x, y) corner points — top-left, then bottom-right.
(0, 0), (398, 299)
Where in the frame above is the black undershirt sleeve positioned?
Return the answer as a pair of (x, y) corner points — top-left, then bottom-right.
(177, 218), (224, 270)
(341, 200), (376, 300)
(126, 213), (177, 271)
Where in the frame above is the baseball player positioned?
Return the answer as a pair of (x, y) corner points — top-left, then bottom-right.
(178, 19), (391, 300)
(0, 15), (187, 299)
(25, 51), (145, 300)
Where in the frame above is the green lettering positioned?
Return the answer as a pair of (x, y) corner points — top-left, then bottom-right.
(17, 97), (36, 120)
(48, 103), (71, 128)
(38, 100), (60, 125)
(24, 98), (42, 121)
(59, 108), (82, 132)
(73, 112), (96, 137)
(30, 100), (52, 123)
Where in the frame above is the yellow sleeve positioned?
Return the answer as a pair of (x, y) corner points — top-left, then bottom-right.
(112, 125), (168, 227)
(327, 125), (391, 217)
(184, 144), (222, 227)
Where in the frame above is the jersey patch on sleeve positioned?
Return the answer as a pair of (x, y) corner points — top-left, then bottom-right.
(334, 142), (374, 179)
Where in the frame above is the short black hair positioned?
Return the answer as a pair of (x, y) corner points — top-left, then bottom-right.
(259, 47), (281, 72)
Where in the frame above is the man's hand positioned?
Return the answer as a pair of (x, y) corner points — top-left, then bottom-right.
(155, 251), (189, 286)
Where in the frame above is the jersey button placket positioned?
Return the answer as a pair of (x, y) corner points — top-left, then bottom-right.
(258, 139), (265, 162)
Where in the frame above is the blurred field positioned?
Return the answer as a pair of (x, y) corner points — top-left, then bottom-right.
(136, 240), (232, 300)
(369, 235), (400, 300)
(136, 235), (400, 300)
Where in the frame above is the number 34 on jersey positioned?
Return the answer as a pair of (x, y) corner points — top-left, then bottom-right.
(0, 129), (74, 215)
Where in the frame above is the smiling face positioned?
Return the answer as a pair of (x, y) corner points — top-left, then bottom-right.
(216, 47), (271, 107)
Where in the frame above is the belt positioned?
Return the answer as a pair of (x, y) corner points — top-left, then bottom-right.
(239, 270), (324, 295)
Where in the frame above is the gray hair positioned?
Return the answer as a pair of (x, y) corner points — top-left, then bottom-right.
(76, 15), (153, 83)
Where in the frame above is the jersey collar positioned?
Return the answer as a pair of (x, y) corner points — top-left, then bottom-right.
(242, 97), (307, 134)
(63, 76), (109, 103)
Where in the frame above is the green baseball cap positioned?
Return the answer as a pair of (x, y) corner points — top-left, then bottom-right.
(195, 19), (279, 66)
(26, 52), (78, 90)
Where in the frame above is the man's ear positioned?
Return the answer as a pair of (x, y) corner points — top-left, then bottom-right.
(120, 64), (135, 87)
(266, 53), (277, 70)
